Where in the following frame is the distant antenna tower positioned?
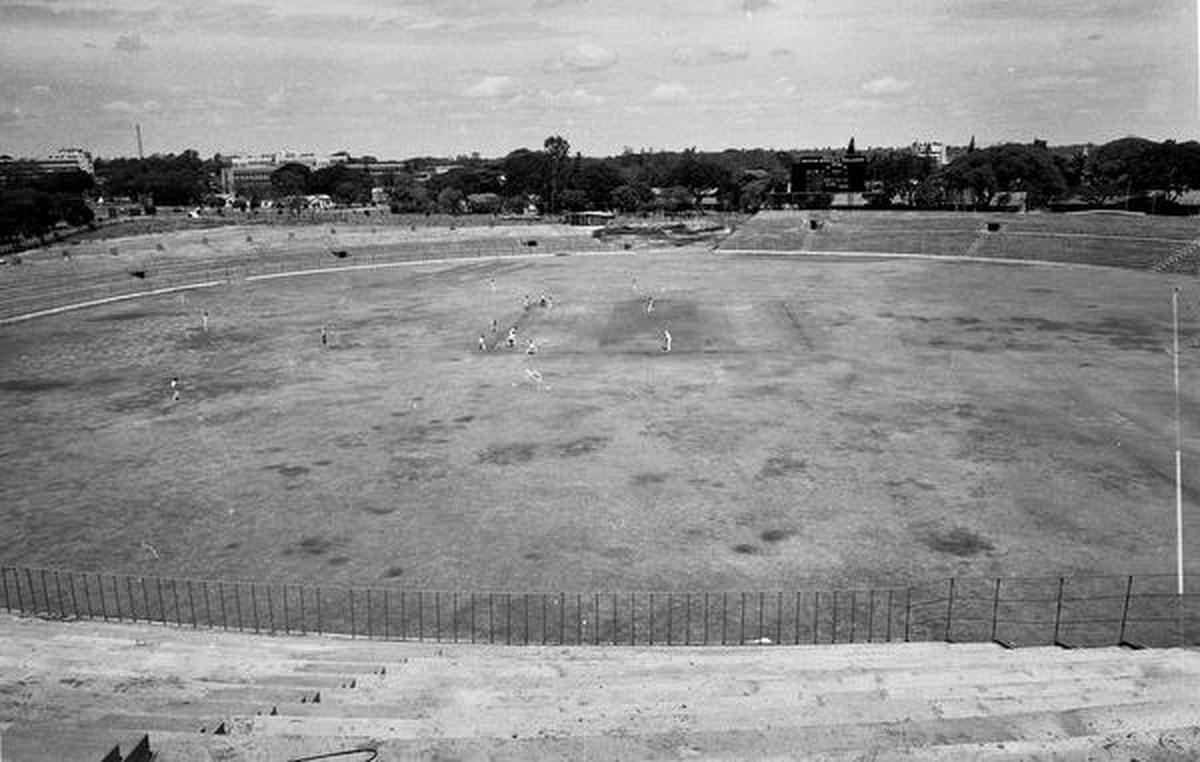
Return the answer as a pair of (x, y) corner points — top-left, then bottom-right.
(136, 124), (144, 159)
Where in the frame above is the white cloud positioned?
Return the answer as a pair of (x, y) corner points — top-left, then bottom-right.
(540, 87), (605, 106)
(114, 32), (147, 54)
(463, 75), (517, 98)
(649, 82), (689, 101)
(672, 45), (750, 65)
(860, 76), (912, 96)
(1019, 74), (1099, 91)
(824, 96), (886, 115)
(102, 99), (161, 114)
(556, 43), (617, 72)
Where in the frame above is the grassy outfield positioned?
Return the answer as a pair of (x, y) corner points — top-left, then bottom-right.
(1, 248), (1197, 592)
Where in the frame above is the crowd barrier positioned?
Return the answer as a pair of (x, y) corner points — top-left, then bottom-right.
(2, 566), (1195, 648)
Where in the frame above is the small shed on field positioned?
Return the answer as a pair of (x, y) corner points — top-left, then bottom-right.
(564, 210), (614, 226)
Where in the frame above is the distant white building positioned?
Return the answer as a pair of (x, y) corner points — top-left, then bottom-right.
(43, 148), (95, 175)
(221, 150), (351, 194)
(911, 141), (948, 166)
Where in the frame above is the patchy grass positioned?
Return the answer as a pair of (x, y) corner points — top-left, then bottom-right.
(0, 232), (1196, 592)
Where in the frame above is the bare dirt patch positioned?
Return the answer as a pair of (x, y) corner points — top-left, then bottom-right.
(478, 442), (538, 466)
(0, 378), (72, 393)
(757, 455), (806, 479)
(555, 435), (609, 457)
(923, 527), (995, 557)
(760, 529), (794, 543)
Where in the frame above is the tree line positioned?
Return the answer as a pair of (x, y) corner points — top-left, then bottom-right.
(4, 134), (1200, 244)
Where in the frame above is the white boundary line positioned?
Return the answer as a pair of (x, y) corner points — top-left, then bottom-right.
(0, 281), (226, 325)
(0, 249), (636, 326)
(718, 248), (1148, 271)
(0, 244), (1173, 326)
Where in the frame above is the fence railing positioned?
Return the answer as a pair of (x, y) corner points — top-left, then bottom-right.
(1, 567), (1196, 648)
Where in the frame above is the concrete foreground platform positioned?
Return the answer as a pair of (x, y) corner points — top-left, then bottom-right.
(1, 613), (1198, 760)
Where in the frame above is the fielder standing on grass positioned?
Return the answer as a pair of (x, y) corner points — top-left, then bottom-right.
(321, 325), (328, 347)
(661, 327), (672, 353)
(201, 310), (209, 332)
(170, 376), (181, 402)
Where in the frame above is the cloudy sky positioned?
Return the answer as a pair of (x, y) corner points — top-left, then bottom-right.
(0, 0), (1196, 159)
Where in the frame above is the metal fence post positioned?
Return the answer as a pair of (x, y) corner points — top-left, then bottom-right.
(560, 592), (566, 645)
(68, 573), (79, 619)
(795, 592), (802, 645)
(630, 592), (635, 646)
(849, 590), (857, 643)
(349, 588), (356, 639)
(52, 571), (64, 619)
(721, 592), (728, 645)
(1119, 575), (1134, 644)
(156, 577), (166, 625)
(813, 591), (820, 644)
(740, 592), (746, 645)
(188, 580), (197, 628)
(990, 578), (1002, 643)
(173, 580), (183, 627)
(525, 593), (531, 645)
(218, 582), (228, 630)
(40, 570), (50, 616)
(757, 592), (764, 643)
(97, 573), (108, 620)
(418, 591), (425, 642)
(886, 590), (894, 642)
(832, 591), (839, 644)
(125, 576), (137, 622)
(1, 568), (11, 613)
(235, 583), (244, 631)
(649, 593), (655, 646)
(1052, 576), (1065, 645)
(82, 572), (93, 619)
(437, 591), (443, 642)
(251, 584), (260, 633)
(904, 587), (912, 642)
(267, 585), (275, 634)
(867, 589), (874, 643)
(504, 593), (510, 645)
(945, 578), (956, 642)
(282, 585), (290, 634)
(776, 592), (783, 645)
(667, 593), (673, 646)
(685, 593), (692, 645)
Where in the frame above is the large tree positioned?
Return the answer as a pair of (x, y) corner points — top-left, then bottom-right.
(543, 135), (570, 213)
(269, 163), (311, 197)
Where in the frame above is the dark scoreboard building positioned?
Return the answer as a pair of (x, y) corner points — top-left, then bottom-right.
(789, 153), (866, 194)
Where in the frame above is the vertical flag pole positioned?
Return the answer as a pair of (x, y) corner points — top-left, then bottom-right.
(1172, 288), (1184, 599)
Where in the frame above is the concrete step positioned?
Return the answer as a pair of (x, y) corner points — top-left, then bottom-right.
(1, 723), (154, 762)
(240, 699), (1200, 752)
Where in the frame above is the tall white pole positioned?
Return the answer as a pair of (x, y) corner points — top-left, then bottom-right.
(1173, 287), (1184, 596)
